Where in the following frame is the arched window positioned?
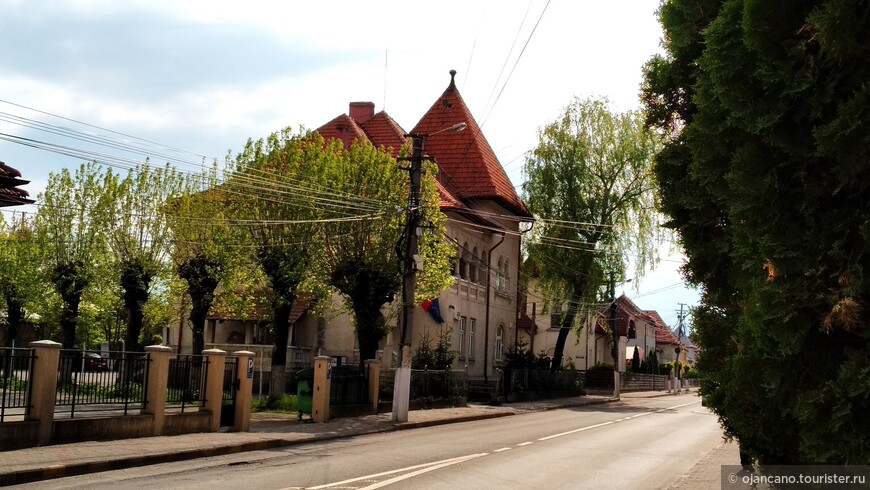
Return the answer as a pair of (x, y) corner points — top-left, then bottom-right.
(503, 259), (510, 291)
(471, 247), (478, 284)
(496, 257), (504, 291)
(495, 324), (505, 361)
(480, 251), (487, 284)
(628, 320), (637, 339)
(460, 242), (469, 280)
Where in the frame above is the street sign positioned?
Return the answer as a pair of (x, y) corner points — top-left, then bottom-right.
(247, 358), (254, 379)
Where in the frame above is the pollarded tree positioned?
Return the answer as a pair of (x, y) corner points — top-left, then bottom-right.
(523, 97), (662, 370)
(644, 0), (870, 464)
(0, 213), (43, 348)
(315, 137), (454, 364)
(106, 163), (187, 352)
(36, 162), (114, 349)
(228, 129), (322, 394)
(168, 165), (241, 357)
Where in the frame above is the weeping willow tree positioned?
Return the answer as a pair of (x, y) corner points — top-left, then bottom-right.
(522, 97), (662, 369)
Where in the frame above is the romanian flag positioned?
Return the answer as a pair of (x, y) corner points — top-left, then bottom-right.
(421, 298), (445, 324)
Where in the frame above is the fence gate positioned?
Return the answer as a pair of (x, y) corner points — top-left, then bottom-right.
(220, 358), (239, 427)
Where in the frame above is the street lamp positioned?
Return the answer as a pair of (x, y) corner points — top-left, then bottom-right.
(391, 122), (466, 423)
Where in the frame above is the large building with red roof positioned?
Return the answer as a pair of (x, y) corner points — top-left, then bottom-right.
(191, 71), (534, 383)
(308, 70), (533, 380)
(0, 162), (35, 207)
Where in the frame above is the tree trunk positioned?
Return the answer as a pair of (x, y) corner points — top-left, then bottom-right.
(3, 293), (22, 349)
(270, 302), (292, 395)
(178, 255), (221, 357)
(550, 290), (583, 370)
(355, 309), (386, 366)
(60, 294), (81, 350)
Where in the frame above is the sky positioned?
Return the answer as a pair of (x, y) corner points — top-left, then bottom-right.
(0, 0), (699, 330)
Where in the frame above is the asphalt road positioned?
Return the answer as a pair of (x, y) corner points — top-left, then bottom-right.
(22, 393), (721, 489)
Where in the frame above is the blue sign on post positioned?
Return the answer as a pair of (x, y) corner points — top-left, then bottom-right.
(247, 358), (254, 379)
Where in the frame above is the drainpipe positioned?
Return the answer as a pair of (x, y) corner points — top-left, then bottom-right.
(483, 231), (505, 384)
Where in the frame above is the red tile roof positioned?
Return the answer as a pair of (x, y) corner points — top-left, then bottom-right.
(410, 71), (532, 219)
(644, 310), (682, 346)
(360, 111), (407, 158)
(0, 161), (35, 207)
(316, 114), (368, 150)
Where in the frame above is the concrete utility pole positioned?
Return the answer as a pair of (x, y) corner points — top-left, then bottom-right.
(391, 133), (424, 423)
(609, 272), (620, 400)
(391, 122), (465, 423)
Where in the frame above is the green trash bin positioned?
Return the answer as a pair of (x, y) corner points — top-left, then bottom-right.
(296, 369), (314, 421)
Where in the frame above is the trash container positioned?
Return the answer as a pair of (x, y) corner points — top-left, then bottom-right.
(296, 368), (314, 421)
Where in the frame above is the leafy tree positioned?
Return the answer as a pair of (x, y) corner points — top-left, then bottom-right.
(168, 165), (239, 356)
(643, 0), (870, 464)
(522, 97), (662, 370)
(106, 163), (186, 352)
(631, 346), (641, 373)
(36, 163), (114, 349)
(316, 136), (454, 364)
(229, 129), (321, 394)
(0, 213), (42, 348)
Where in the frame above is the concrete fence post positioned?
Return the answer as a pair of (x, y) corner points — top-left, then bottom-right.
(366, 359), (381, 413)
(27, 340), (61, 445)
(232, 351), (255, 432)
(202, 349), (227, 432)
(143, 345), (172, 436)
(312, 356), (331, 423)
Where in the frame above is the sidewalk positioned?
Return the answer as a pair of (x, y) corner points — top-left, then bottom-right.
(0, 390), (695, 486)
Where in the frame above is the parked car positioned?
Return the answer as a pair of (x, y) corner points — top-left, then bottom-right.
(84, 352), (109, 371)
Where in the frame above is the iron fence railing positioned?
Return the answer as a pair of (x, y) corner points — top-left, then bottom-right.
(506, 369), (582, 398)
(330, 365), (368, 406)
(165, 355), (208, 412)
(0, 347), (34, 422)
(55, 350), (149, 418)
(410, 368), (467, 400)
(378, 369), (468, 403)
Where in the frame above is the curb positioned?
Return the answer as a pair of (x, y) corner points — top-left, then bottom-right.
(0, 397), (624, 486)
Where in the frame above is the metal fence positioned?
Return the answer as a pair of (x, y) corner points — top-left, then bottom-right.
(378, 369), (468, 403)
(330, 365), (368, 406)
(165, 355), (208, 412)
(55, 350), (150, 418)
(0, 347), (34, 422)
(506, 369), (582, 398)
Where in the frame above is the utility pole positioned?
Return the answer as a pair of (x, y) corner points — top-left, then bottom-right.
(609, 272), (620, 400)
(392, 133), (423, 423)
(391, 122), (466, 423)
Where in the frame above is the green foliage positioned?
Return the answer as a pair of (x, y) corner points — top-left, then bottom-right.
(0, 213), (43, 347)
(37, 162), (114, 349)
(412, 328), (456, 370)
(644, 0), (870, 464)
(630, 346), (641, 373)
(503, 339), (553, 370)
(522, 97), (663, 369)
(251, 393), (298, 413)
(0, 375), (25, 391)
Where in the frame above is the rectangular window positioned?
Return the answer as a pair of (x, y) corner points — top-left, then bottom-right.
(551, 313), (562, 329)
(458, 317), (466, 359)
(468, 318), (476, 359)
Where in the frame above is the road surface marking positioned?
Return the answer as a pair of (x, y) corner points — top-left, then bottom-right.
(304, 453), (487, 490)
(537, 421), (614, 441)
(494, 447), (512, 452)
(357, 453), (488, 490)
(536, 400), (699, 442)
(517, 441), (534, 446)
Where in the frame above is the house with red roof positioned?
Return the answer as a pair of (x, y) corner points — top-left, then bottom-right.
(0, 162), (35, 207)
(304, 70), (533, 381)
(645, 309), (688, 365)
(181, 71), (533, 384)
(524, 290), (660, 372)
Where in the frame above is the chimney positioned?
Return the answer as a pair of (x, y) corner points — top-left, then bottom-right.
(349, 102), (375, 124)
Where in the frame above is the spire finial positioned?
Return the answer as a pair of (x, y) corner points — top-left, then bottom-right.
(448, 69), (457, 89)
